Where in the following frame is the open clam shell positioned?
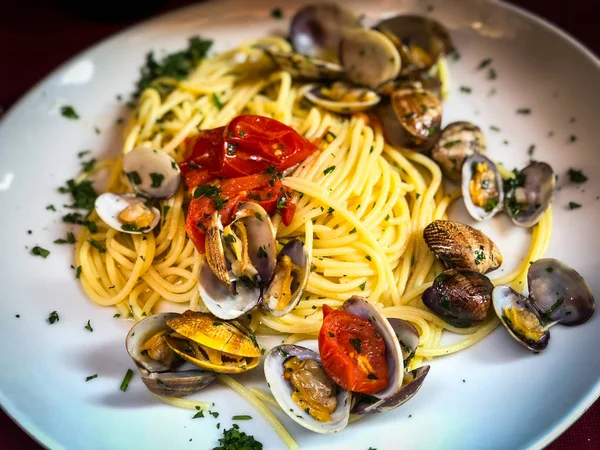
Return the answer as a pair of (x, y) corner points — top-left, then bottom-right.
(264, 345), (351, 434)
(290, 3), (361, 62)
(126, 313), (182, 374)
(375, 15), (454, 76)
(95, 193), (160, 234)
(265, 49), (345, 81)
(122, 146), (181, 199)
(505, 162), (555, 228)
(262, 239), (310, 317)
(528, 258), (595, 326)
(492, 285), (550, 353)
(461, 153), (504, 221)
(388, 318), (419, 366)
(431, 121), (486, 182)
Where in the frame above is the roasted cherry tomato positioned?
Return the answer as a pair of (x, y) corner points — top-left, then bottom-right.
(318, 305), (389, 394)
(181, 115), (314, 254)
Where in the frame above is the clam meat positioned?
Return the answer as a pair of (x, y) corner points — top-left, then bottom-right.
(95, 193), (160, 234)
(303, 82), (381, 114)
(462, 153), (504, 221)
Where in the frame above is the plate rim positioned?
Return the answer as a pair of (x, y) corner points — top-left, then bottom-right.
(1, 1), (599, 448)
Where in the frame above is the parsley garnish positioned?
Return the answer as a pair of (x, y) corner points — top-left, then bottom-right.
(193, 184), (227, 210)
(474, 248), (486, 265)
(232, 415), (252, 421)
(214, 424), (261, 450)
(46, 204), (56, 211)
(58, 179), (98, 211)
(257, 246), (267, 258)
(349, 228), (357, 234)
(569, 135), (577, 143)
(54, 232), (76, 244)
(227, 143), (237, 155)
(460, 86), (472, 93)
(443, 140), (461, 149)
(78, 150), (91, 158)
(516, 108), (531, 115)
(323, 165), (336, 176)
(349, 338), (362, 354)
(88, 238), (106, 253)
(85, 374), (98, 382)
(60, 105), (79, 119)
(134, 36), (212, 97)
(212, 93), (223, 110)
(150, 172), (164, 188)
(327, 207), (334, 214)
(271, 7), (283, 18)
(126, 170), (141, 185)
(48, 311), (59, 324)
(224, 234), (236, 244)
(477, 58), (492, 70)
(31, 246), (50, 258)
(568, 201), (581, 210)
(84, 320), (93, 332)
(120, 368), (134, 392)
(359, 282), (366, 291)
(76, 265), (82, 279)
(568, 169), (587, 183)
(81, 159), (96, 173)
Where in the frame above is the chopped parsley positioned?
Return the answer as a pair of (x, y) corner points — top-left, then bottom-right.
(568, 201), (581, 210)
(546, 267), (554, 273)
(484, 198), (498, 213)
(60, 105), (79, 119)
(193, 184), (227, 210)
(490, 125), (500, 132)
(84, 320), (93, 332)
(327, 207), (335, 214)
(85, 374), (98, 382)
(349, 338), (362, 354)
(232, 415), (253, 421)
(459, 86), (472, 94)
(227, 143), (237, 155)
(477, 57), (492, 70)
(88, 238), (107, 253)
(31, 246), (50, 258)
(542, 296), (565, 321)
(439, 296), (451, 311)
(488, 68), (497, 80)
(120, 368), (134, 392)
(150, 172), (165, 188)
(516, 108), (531, 115)
(443, 140), (461, 149)
(349, 228), (357, 234)
(474, 248), (486, 265)
(48, 311), (60, 324)
(58, 179), (98, 211)
(46, 204), (56, 211)
(134, 36), (212, 97)
(81, 159), (96, 172)
(78, 150), (91, 158)
(193, 410), (205, 419)
(212, 93), (223, 110)
(568, 169), (587, 183)
(569, 135), (577, 143)
(213, 424), (262, 450)
(76, 265), (82, 279)
(257, 246), (267, 258)
(528, 145), (535, 156)
(365, 255), (372, 261)
(271, 7), (283, 18)
(54, 232), (76, 244)
(359, 282), (366, 291)
(323, 165), (336, 176)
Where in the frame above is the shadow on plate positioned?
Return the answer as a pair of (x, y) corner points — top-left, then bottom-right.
(474, 327), (538, 364)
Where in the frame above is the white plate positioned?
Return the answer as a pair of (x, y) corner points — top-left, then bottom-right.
(1, 0), (599, 449)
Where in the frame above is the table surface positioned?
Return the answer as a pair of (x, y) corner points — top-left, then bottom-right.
(1, 1), (599, 448)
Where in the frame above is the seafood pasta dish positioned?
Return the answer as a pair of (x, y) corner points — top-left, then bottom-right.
(58, 3), (595, 448)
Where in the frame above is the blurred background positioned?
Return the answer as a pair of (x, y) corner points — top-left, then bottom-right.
(0, 0), (599, 448)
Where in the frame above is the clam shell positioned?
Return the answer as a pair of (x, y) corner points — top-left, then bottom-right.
(264, 345), (351, 434)
(125, 313), (182, 374)
(505, 162), (555, 228)
(351, 365), (430, 415)
(528, 258), (595, 326)
(388, 318), (419, 365)
(141, 370), (216, 398)
(422, 269), (493, 328)
(461, 154), (504, 221)
(265, 50), (345, 81)
(304, 83), (381, 114)
(263, 239), (310, 317)
(492, 285), (550, 353)
(423, 220), (503, 274)
(431, 121), (486, 182)
(122, 146), (181, 199)
(95, 193), (160, 234)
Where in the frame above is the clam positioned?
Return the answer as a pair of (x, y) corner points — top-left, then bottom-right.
(339, 28), (401, 89)
(375, 15), (454, 76)
(462, 154), (504, 221)
(505, 162), (555, 228)
(265, 50), (345, 81)
(264, 345), (351, 434)
(528, 258), (594, 326)
(431, 122), (486, 181)
(95, 193), (160, 234)
(290, 3), (361, 62)
(335, 297), (430, 415)
(122, 146), (181, 199)
(164, 310), (261, 374)
(422, 269), (494, 328)
(262, 239), (310, 317)
(126, 313), (216, 397)
(492, 285), (550, 353)
(423, 220), (503, 274)
(388, 318), (419, 366)
(303, 82), (381, 114)
(378, 87), (442, 151)
(493, 258), (594, 352)
(199, 202), (277, 320)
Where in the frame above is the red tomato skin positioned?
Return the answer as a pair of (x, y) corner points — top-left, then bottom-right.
(318, 305), (389, 394)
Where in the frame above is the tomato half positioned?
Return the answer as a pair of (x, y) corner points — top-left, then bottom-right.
(318, 305), (389, 394)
